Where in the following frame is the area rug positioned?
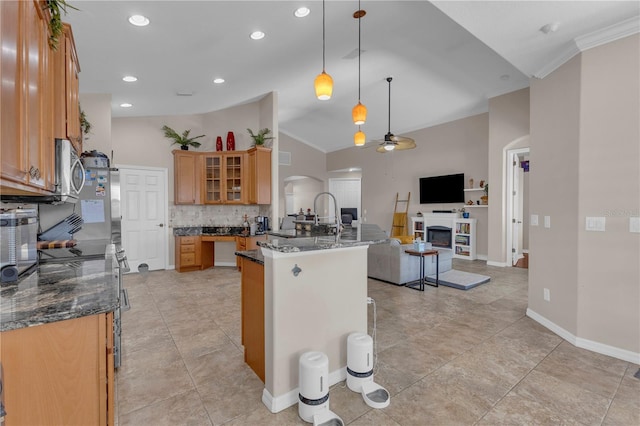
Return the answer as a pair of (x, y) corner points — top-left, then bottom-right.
(426, 269), (490, 290)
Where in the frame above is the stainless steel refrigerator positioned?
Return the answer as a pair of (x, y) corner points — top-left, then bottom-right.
(73, 167), (121, 247)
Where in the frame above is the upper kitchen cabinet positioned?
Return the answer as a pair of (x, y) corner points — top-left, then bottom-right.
(203, 152), (245, 204)
(0, 0), (55, 195)
(52, 23), (81, 153)
(246, 147), (271, 205)
(173, 150), (202, 204)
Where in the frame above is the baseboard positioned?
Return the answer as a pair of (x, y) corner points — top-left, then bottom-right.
(526, 308), (640, 364)
(214, 261), (237, 267)
(167, 264), (175, 270)
(262, 367), (347, 413)
(476, 254), (488, 261)
(486, 260), (507, 267)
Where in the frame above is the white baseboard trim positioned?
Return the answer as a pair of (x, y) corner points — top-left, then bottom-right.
(526, 308), (640, 364)
(476, 254), (487, 261)
(486, 260), (507, 267)
(215, 261), (237, 267)
(262, 367), (347, 413)
(167, 264), (175, 270)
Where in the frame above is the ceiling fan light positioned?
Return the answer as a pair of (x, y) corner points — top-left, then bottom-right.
(352, 102), (367, 125)
(383, 143), (395, 151)
(354, 129), (366, 146)
(315, 71), (333, 100)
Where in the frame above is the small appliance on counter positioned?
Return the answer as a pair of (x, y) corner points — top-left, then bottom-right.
(255, 216), (269, 234)
(0, 208), (38, 283)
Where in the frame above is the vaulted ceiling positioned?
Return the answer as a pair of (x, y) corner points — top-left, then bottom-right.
(65, 1), (639, 153)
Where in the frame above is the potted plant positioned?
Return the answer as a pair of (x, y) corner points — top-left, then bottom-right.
(247, 128), (275, 147)
(44, 0), (79, 50)
(481, 184), (489, 205)
(162, 125), (205, 150)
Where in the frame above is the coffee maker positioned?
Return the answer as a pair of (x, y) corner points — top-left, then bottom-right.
(255, 216), (269, 234)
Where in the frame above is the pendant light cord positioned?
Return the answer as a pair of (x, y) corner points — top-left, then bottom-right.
(358, 0), (361, 101)
(322, 0), (326, 72)
(387, 77), (392, 134)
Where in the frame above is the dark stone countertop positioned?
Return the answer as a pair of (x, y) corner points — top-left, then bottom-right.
(235, 249), (264, 265)
(259, 224), (388, 253)
(173, 226), (266, 238)
(0, 251), (119, 332)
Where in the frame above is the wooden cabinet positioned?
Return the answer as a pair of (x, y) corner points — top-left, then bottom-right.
(53, 23), (81, 153)
(246, 147), (271, 205)
(203, 152), (245, 204)
(236, 235), (266, 270)
(0, 313), (114, 426)
(175, 236), (202, 272)
(0, 0), (56, 195)
(173, 150), (202, 204)
(240, 257), (265, 382)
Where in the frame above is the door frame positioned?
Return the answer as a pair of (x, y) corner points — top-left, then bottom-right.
(115, 164), (170, 271)
(505, 147), (529, 267)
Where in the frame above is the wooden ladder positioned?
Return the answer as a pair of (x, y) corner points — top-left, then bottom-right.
(390, 192), (410, 237)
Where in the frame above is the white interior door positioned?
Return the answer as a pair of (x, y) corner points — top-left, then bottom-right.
(511, 157), (522, 265)
(119, 166), (168, 272)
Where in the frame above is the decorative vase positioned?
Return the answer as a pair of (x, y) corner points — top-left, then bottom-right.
(226, 131), (235, 151)
(216, 136), (223, 151)
(469, 178), (474, 189)
(481, 195), (488, 205)
(180, 145), (188, 151)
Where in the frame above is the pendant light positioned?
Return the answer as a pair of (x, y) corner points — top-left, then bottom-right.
(352, 3), (367, 124)
(314, 0), (333, 100)
(354, 127), (365, 146)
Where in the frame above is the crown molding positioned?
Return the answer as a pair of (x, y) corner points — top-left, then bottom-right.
(533, 15), (640, 79)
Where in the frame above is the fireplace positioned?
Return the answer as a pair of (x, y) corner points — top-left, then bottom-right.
(427, 226), (452, 248)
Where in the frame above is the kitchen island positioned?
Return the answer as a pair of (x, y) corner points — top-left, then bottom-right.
(0, 247), (119, 426)
(236, 224), (387, 413)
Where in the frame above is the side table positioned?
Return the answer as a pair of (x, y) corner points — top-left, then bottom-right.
(404, 249), (439, 291)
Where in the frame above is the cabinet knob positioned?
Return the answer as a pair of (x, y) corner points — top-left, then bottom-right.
(157, 223), (164, 227)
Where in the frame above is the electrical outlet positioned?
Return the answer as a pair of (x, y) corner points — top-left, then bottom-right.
(543, 288), (550, 302)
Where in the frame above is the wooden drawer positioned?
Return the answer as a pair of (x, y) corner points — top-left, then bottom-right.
(181, 236), (196, 245)
(181, 244), (196, 253)
(180, 252), (196, 266)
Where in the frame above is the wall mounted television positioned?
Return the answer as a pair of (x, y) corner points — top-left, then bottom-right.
(419, 173), (465, 204)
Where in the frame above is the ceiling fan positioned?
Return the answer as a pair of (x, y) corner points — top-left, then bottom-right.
(375, 77), (416, 153)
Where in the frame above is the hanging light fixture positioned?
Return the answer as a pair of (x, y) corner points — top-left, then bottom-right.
(352, 3), (367, 124)
(314, 0), (333, 100)
(354, 127), (365, 146)
(376, 77), (416, 153)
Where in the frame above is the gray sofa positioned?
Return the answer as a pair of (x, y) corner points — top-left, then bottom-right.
(367, 239), (453, 285)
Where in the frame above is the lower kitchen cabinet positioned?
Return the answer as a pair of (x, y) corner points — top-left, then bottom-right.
(236, 235), (266, 270)
(240, 257), (265, 382)
(0, 313), (114, 426)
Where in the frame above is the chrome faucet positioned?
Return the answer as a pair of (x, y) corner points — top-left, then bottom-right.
(313, 192), (342, 232)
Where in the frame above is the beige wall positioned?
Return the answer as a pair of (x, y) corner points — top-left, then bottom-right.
(79, 93), (112, 155)
(327, 114), (490, 256)
(487, 88), (530, 265)
(529, 34), (639, 357)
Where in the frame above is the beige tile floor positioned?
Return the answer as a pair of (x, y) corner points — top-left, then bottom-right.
(117, 260), (639, 425)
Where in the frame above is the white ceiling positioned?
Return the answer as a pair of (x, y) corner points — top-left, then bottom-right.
(64, 1), (639, 153)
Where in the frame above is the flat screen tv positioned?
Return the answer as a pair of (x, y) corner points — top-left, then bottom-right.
(419, 173), (465, 204)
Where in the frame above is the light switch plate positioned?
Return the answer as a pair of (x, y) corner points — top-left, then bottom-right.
(630, 217), (640, 233)
(544, 216), (551, 228)
(586, 217), (606, 232)
(530, 214), (539, 226)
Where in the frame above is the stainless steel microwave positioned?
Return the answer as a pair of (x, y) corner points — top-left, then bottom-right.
(0, 139), (85, 204)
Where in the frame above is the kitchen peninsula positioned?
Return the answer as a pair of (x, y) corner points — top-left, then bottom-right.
(236, 224), (388, 413)
(0, 247), (119, 425)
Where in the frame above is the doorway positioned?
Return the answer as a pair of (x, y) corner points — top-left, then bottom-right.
(506, 148), (530, 268)
(118, 165), (169, 272)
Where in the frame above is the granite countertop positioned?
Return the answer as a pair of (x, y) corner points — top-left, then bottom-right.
(0, 252), (119, 332)
(174, 226), (265, 237)
(260, 224), (388, 253)
(235, 249), (264, 265)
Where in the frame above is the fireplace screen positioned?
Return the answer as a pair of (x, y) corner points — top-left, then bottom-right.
(427, 226), (452, 248)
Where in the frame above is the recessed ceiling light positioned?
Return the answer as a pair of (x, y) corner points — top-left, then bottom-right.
(294, 7), (310, 18)
(122, 76), (137, 82)
(120, 103), (133, 108)
(250, 31), (265, 40)
(213, 78), (225, 84)
(128, 15), (149, 27)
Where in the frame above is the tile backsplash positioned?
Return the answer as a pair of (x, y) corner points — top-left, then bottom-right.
(169, 205), (265, 228)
